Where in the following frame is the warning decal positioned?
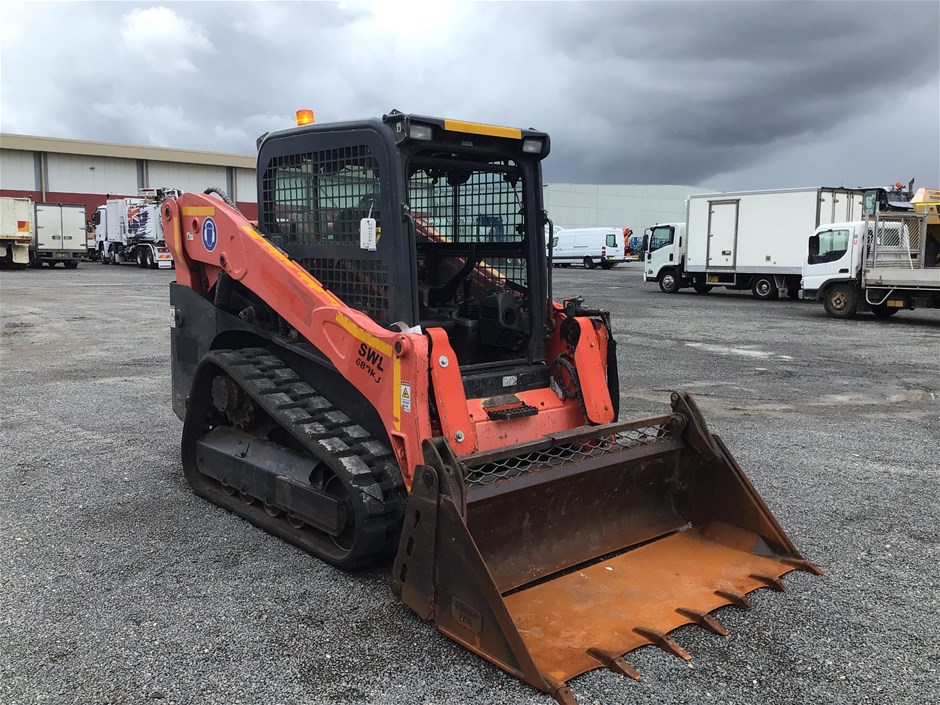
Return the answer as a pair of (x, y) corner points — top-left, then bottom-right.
(400, 381), (412, 413)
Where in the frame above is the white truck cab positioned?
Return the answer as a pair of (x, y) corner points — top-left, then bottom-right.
(802, 213), (940, 318)
(644, 223), (687, 291)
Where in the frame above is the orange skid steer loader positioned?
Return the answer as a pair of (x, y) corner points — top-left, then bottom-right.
(164, 111), (820, 703)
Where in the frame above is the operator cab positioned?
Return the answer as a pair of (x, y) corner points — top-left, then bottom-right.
(256, 111), (552, 373)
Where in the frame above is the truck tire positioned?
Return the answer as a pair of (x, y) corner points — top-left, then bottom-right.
(64, 261), (78, 270)
(600, 261), (615, 270)
(823, 283), (858, 319)
(583, 256), (596, 269)
(870, 304), (899, 318)
(145, 249), (156, 269)
(752, 276), (779, 301)
(693, 281), (713, 294)
(659, 270), (681, 294)
(137, 249), (147, 268)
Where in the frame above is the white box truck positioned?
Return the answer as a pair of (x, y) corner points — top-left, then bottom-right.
(94, 188), (177, 268)
(645, 187), (864, 299)
(0, 197), (33, 269)
(802, 189), (940, 318)
(30, 202), (87, 269)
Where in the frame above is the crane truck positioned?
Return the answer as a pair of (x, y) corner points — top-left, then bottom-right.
(94, 188), (178, 268)
(163, 111), (820, 704)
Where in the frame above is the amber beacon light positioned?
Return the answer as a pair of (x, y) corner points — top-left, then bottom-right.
(295, 109), (315, 126)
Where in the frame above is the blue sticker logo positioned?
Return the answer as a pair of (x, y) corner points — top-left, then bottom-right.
(202, 217), (218, 252)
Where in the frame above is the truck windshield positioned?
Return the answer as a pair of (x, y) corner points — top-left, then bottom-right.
(808, 229), (850, 264)
(648, 226), (674, 252)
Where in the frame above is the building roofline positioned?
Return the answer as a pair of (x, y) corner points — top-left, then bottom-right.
(0, 133), (256, 169)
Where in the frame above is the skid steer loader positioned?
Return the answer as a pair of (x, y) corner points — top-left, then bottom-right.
(164, 110), (820, 703)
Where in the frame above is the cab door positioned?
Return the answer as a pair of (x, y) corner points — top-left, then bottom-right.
(803, 226), (855, 292)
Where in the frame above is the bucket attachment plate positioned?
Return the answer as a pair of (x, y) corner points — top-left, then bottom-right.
(392, 392), (821, 703)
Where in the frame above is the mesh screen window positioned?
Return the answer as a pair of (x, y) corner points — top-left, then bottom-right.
(261, 145), (390, 323)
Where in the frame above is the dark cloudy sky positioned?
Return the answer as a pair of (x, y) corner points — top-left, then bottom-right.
(2, 1), (938, 191)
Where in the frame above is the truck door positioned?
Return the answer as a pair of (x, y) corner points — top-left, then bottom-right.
(706, 200), (738, 268)
(34, 204), (61, 252)
(61, 206), (86, 254)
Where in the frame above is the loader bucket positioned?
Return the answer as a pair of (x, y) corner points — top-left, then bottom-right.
(392, 392), (821, 704)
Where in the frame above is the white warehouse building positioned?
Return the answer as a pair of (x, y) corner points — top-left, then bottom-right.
(1, 133), (709, 236)
(543, 183), (712, 234)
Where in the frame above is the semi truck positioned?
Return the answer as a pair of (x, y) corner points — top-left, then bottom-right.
(645, 187), (865, 299)
(802, 188), (940, 318)
(0, 197), (33, 269)
(94, 188), (178, 268)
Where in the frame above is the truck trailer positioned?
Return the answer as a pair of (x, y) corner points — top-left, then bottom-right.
(802, 189), (940, 318)
(30, 202), (87, 268)
(0, 197), (33, 269)
(94, 188), (177, 268)
(645, 187), (865, 299)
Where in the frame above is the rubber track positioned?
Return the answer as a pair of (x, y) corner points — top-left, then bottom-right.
(197, 347), (405, 567)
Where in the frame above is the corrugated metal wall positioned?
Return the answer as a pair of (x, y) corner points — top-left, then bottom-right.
(544, 184), (711, 233)
(0, 150), (36, 190)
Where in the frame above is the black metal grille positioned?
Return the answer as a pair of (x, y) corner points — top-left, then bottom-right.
(409, 161), (528, 294)
(409, 165), (524, 244)
(301, 258), (390, 324)
(462, 422), (673, 487)
(261, 145), (389, 321)
(262, 146), (381, 244)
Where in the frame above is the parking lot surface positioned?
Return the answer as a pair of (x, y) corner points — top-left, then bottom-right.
(1, 262), (937, 705)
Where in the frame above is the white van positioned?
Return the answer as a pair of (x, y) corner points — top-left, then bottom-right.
(549, 227), (623, 269)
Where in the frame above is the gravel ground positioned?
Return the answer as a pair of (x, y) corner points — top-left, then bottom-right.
(1, 262), (937, 705)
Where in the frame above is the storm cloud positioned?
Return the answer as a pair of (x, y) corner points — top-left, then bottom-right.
(1, 1), (937, 190)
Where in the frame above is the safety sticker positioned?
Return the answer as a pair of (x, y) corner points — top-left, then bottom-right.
(400, 381), (412, 413)
(169, 305), (176, 329)
(202, 216), (218, 252)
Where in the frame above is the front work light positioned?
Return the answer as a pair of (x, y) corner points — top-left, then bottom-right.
(522, 138), (543, 154)
(296, 109), (315, 126)
(409, 123), (433, 141)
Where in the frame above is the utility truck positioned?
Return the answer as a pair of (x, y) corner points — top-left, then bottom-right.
(31, 202), (87, 268)
(645, 187), (864, 299)
(0, 197), (33, 269)
(802, 188), (940, 318)
(95, 188), (178, 268)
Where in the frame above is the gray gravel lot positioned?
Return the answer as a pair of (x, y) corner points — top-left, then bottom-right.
(1, 262), (938, 705)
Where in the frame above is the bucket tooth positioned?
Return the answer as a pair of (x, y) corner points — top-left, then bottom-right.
(781, 557), (825, 575)
(547, 678), (578, 705)
(676, 607), (729, 637)
(633, 627), (692, 661)
(750, 572), (786, 592)
(587, 647), (641, 680)
(715, 589), (753, 609)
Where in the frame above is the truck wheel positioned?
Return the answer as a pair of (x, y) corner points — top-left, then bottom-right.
(145, 249), (157, 269)
(752, 276), (779, 300)
(870, 304), (899, 318)
(583, 256), (596, 269)
(64, 261), (78, 270)
(693, 282), (713, 294)
(823, 283), (858, 319)
(600, 261), (615, 270)
(659, 270), (681, 294)
(137, 249), (147, 268)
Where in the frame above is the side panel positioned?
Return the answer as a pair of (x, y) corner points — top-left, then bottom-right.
(705, 201), (738, 269)
(818, 189), (864, 226)
(689, 191), (820, 273)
